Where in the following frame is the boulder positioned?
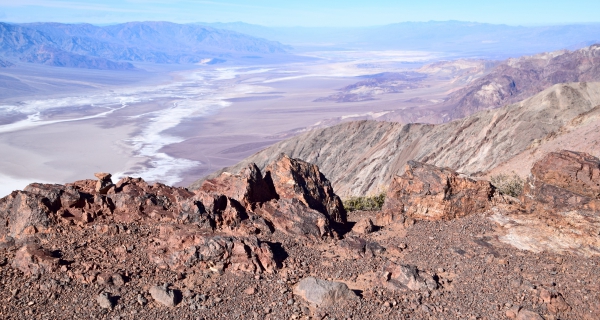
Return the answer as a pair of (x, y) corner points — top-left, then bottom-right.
(382, 161), (494, 221)
(382, 262), (437, 291)
(0, 190), (51, 238)
(352, 217), (375, 234)
(539, 288), (571, 314)
(339, 235), (384, 258)
(530, 150), (600, 199)
(94, 172), (113, 194)
(294, 277), (357, 307)
(265, 154), (347, 224)
(515, 309), (544, 320)
(147, 225), (277, 274)
(96, 292), (115, 309)
(199, 163), (276, 210)
(149, 284), (177, 307)
(254, 199), (332, 239)
(522, 150), (600, 212)
(12, 244), (60, 276)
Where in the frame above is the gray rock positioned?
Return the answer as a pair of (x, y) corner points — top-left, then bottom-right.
(149, 284), (177, 307)
(294, 277), (358, 307)
(383, 262), (437, 291)
(97, 292), (114, 309)
(137, 294), (147, 306)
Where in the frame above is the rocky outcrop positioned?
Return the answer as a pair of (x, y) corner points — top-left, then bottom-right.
(492, 150), (600, 256)
(199, 163), (276, 211)
(12, 244), (61, 276)
(1, 156), (347, 274)
(254, 199), (332, 239)
(147, 225), (277, 274)
(194, 82), (600, 198)
(94, 173), (113, 194)
(199, 154), (345, 237)
(521, 150), (600, 212)
(264, 154), (346, 224)
(0, 190), (52, 238)
(381, 161), (495, 221)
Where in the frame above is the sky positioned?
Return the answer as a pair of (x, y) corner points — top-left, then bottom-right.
(1, 0), (600, 27)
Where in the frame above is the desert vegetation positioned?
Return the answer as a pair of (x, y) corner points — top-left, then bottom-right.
(343, 192), (386, 211)
(490, 172), (524, 197)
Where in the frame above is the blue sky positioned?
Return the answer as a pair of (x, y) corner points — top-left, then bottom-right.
(1, 0), (599, 27)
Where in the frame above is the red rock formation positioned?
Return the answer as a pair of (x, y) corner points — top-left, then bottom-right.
(199, 163), (276, 210)
(12, 243), (60, 276)
(1, 156), (348, 273)
(382, 161), (495, 221)
(147, 225), (276, 274)
(522, 150), (600, 212)
(254, 199), (332, 239)
(264, 154), (346, 224)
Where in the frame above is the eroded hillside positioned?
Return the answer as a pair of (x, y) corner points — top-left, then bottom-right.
(193, 82), (600, 197)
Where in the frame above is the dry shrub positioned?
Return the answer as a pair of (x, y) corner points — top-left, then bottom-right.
(490, 172), (524, 197)
(343, 193), (386, 212)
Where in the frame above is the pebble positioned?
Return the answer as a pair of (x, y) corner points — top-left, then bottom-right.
(137, 294), (148, 306)
(96, 292), (114, 309)
(149, 284), (177, 307)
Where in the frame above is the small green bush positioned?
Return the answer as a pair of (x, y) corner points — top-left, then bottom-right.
(343, 193), (386, 212)
(490, 172), (524, 197)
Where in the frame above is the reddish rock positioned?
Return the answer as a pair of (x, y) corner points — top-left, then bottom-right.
(339, 235), (384, 258)
(382, 161), (494, 221)
(0, 190), (52, 238)
(199, 163), (276, 210)
(94, 172), (114, 194)
(107, 177), (198, 222)
(539, 288), (571, 314)
(147, 225), (276, 274)
(352, 217), (375, 234)
(193, 191), (247, 230)
(531, 151), (600, 199)
(522, 150), (600, 212)
(254, 199), (332, 239)
(264, 154), (347, 225)
(12, 244), (60, 276)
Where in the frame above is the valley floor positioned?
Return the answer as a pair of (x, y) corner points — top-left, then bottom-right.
(0, 50), (475, 196)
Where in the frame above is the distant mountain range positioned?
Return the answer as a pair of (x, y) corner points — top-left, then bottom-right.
(0, 22), (289, 70)
(198, 21), (600, 57)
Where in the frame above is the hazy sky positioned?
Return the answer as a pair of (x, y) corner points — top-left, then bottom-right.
(1, 0), (599, 27)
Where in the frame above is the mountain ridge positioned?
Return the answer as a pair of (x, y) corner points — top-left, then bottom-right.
(0, 21), (289, 69)
(191, 82), (600, 197)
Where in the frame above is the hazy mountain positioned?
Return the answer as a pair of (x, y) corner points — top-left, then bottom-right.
(441, 44), (600, 119)
(376, 44), (600, 123)
(0, 22), (289, 69)
(197, 21), (600, 57)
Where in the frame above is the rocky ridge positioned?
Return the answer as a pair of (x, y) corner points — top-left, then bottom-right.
(1, 150), (600, 319)
(0, 22), (288, 69)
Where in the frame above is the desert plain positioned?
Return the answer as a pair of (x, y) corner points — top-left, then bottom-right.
(0, 50), (485, 196)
